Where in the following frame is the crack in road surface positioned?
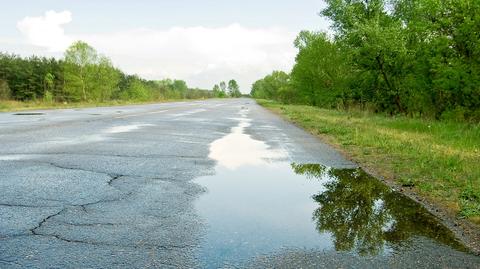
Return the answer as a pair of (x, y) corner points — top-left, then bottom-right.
(30, 208), (66, 236)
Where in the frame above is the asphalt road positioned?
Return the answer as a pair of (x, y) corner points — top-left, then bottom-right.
(0, 99), (479, 268)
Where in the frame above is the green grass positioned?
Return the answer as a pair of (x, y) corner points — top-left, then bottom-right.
(0, 99), (187, 112)
(257, 99), (480, 223)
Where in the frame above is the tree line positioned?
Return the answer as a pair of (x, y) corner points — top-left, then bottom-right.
(0, 41), (215, 103)
(251, 0), (480, 121)
(212, 79), (242, 98)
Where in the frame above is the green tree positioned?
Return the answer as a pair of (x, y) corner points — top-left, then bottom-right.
(394, 0), (480, 119)
(227, 79), (241, 97)
(64, 41), (122, 102)
(64, 41), (99, 101)
(322, 0), (412, 113)
(172, 79), (188, 98)
(212, 84), (226, 98)
(0, 44), (214, 103)
(43, 72), (55, 102)
(219, 81), (227, 93)
(92, 56), (121, 101)
(250, 71), (291, 102)
(119, 75), (151, 101)
(291, 31), (351, 107)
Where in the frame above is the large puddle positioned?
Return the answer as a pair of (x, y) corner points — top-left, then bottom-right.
(194, 109), (470, 267)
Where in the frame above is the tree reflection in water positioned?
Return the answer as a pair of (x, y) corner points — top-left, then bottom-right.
(291, 163), (465, 256)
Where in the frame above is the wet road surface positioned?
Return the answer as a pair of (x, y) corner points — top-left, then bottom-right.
(0, 98), (479, 268)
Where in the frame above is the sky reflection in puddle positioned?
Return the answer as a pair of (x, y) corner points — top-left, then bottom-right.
(105, 124), (154, 134)
(208, 115), (285, 170)
(194, 110), (466, 268)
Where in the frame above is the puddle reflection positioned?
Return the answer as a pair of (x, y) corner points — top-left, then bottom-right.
(208, 117), (285, 169)
(195, 110), (468, 267)
(292, 163), (465, 256)
(105, 124), (154, 134)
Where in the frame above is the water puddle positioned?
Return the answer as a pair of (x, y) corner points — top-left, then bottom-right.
(194, 111), (469, 267)
(105, 124), (154, 134)
(208, 115), (285, 169)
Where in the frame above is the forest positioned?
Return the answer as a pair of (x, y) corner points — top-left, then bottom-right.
(251, 0), (480, 122)
(0, 41), (239, 104)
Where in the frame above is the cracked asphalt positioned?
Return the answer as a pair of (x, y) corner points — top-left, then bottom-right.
(1, 99), (479, 268)
(0, 99), (353, 268)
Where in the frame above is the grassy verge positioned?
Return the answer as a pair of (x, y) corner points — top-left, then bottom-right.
(0, 99), (188, 112)
(257, 99), (480, 223)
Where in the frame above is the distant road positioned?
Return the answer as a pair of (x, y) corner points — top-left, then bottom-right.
(1, 99), (479, 268)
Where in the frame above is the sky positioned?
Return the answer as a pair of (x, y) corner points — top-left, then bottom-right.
(0, 0), (330, 93)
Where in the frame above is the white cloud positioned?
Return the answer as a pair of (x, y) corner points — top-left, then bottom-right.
(17, 10), (73, 52)
(17, 11), (297, 92)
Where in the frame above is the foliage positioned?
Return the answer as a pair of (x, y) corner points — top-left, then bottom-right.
(250, 71), (292, 103)
(0, 53), (64, 100)
(252, 0), (480, 121)
(227, 79), (241, 97)
(291, 31), (351, 107)
(64, 41), (99, 101)
(212, 84), (226, 98)
(219, 81), (227, 93)
(212, 79), (242, 98)
(118, 75), (152, 101)
(0, 41), (213, 104)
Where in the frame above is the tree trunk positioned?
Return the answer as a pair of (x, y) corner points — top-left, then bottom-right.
(376, 55), (404, 113)
(80, 67), (86, 101)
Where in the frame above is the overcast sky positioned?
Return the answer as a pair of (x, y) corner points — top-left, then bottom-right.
(0, 0), (330, 92)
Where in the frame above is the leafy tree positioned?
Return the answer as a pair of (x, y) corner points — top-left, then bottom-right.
(393, 0), (480, 119)
(91, 56), (121, 101)
(219, 81), (227, 93)
(63, 41), (125, 102)
(64, 41), (99, 101)
(212, 84), (220, 94)
(172, 79), (188, 98)
(0, 44), (214, 103)
(0, 53), (64, 100)
(252, 0), (480, 121)
(212, 84), (226, 98)
(119, 75), (152, 101)
(43, 72), (55, 102)
(250, 71), (291, 103)
(291, 31), (351, 107)
(227, 79), (241, 97)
